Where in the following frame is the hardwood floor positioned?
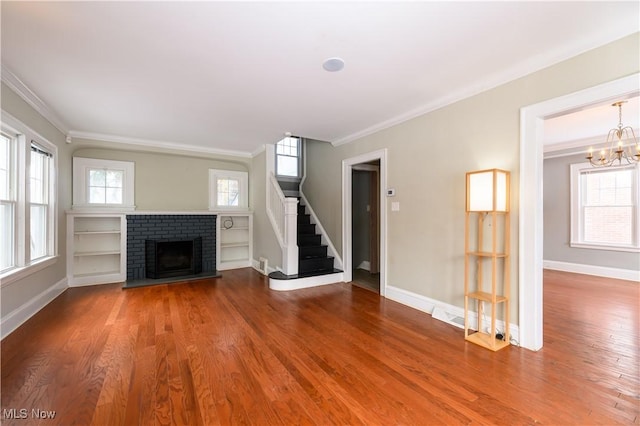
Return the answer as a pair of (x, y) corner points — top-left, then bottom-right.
(1, 268), (638, 425)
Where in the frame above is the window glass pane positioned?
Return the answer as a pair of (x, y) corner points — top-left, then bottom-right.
(88, 168), (124, 204)
(0, 134), (10, 200)
(90, 187), (106, 204)
(584, 169), (632, 206)
(277, 156), (298, 177)
(106, 170), (123, 188)
(580, 166), (637, 247)
(0, 201), (14, 270)
(89, 169), (106, 186)
(30, 204), (47, 260)
(217, 178), (239, 206)
(106, 188), (123, 204)
(30, 150), (48, 204)
(584, 206), (632, 245)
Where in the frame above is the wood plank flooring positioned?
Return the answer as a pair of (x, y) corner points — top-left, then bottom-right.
(1, 268), (638, 425)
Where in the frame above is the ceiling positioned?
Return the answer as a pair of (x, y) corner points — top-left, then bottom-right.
(1, 2), (639, 156)
(544, 95), (640, 152)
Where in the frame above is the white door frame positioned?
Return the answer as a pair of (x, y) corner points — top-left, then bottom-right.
(519, 72), (639, 351)
(343, 149), (388, 296)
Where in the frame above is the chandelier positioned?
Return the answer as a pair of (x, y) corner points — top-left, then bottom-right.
(586, 101), (640, 167)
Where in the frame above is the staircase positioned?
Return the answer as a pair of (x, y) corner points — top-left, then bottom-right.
(297, 201), (336, 275)
(266, 162), (343, 290)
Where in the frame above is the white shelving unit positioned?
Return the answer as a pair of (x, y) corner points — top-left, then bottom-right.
(217, 213), (253, 270)
(67, 213), (126, 286)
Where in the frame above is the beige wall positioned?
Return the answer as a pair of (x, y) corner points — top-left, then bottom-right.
(303, 33), (640, 322)
(1, 82), (72, 315)
(251, 149), (282, 270)
(72, 144), (250, 211)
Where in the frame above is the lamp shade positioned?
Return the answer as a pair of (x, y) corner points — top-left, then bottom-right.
(466, 169), (510, 212)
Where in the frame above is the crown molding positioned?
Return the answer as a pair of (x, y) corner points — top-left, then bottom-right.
(332, 33), (639, 147)
(251, 144), (266, 158)
(68, 130), (252, 158)
(1, 65), (70, 136)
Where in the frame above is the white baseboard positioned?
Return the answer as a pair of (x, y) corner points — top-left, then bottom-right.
(543, 260), (640, 282)
(269, 272), (344, 291)
(251, 258), (277, 275)
(1, 277), (68, 340)
(356, 261), (371, 271)
(385, 285), (520, 344)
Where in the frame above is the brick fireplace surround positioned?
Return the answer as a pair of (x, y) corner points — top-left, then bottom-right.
(126, 214), (216, 281)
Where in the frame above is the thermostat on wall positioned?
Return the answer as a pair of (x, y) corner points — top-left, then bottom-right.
(387, 188), (396, 197)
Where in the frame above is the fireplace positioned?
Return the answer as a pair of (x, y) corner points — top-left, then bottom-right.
(145, 237), (202, 279)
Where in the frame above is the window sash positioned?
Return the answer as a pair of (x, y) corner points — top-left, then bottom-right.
(87, 168), (124, 204)
(30, 203), (48, 261)
(571, 162), (639, 251)
(275, 136), (302, 178)
(209, 169), (248, 210)
(1, 115), (58, 281)
(1, 133), (15, 202)
(29, 144), (53, 261)
(0, 200), (15, 271)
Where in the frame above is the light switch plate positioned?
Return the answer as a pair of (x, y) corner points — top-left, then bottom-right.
(391, 202), (400, 211)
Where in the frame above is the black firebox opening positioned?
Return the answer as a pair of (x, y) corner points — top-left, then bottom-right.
(145, 237), (203, 279)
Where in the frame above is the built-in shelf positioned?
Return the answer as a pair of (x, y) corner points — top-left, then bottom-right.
(217, 213), (252, 270)
(67, 213), (126, 287)
(74, 250), (122, 257)
(74, 230), (121, 235)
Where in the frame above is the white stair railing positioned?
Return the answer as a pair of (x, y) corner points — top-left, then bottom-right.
(267, 172), (298, 275)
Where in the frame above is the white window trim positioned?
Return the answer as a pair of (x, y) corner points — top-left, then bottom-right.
(570, 161), (640, 253)
(30, 142), (55, 261)
(208, 169), (248, 211)
(275, 136), (303, 180)
(0, 111), (58, 283)
(72, 157), (135, 211)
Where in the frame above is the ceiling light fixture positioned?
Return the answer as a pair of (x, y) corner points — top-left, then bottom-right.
(586, 101), (640, 167)
(322, 57), (345, 72)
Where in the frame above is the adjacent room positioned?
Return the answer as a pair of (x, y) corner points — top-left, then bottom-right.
(1, 2), (639, 424)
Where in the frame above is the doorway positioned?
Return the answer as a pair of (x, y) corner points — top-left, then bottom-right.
(519, 72), (639, 350)
(351, 162), (380, 293)
(342, 149), (388, 296)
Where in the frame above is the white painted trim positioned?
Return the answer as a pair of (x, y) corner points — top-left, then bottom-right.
(386, 285), (520, 344)
(543, 133), (639, 156)
(569, 162), (640, 252)
(269, 272), (344, 291)
(1, 111), (59, 280)
(342, 149), (388, 296)
(72, 157), (136, 210)
(68, 130), (252, 158)
(1, 65), (70, 136)
(332, 35), (638, 147)
(520, 72), (640, 352)
(1, 277), (68, 340)
(208, 169), (249, 210)
(543, 260), (640, 282)
(0, 256), (58, 287)
(125, 210), (225, 215)
(299, 192), (343, 269)
(251, 144), (266, 158)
